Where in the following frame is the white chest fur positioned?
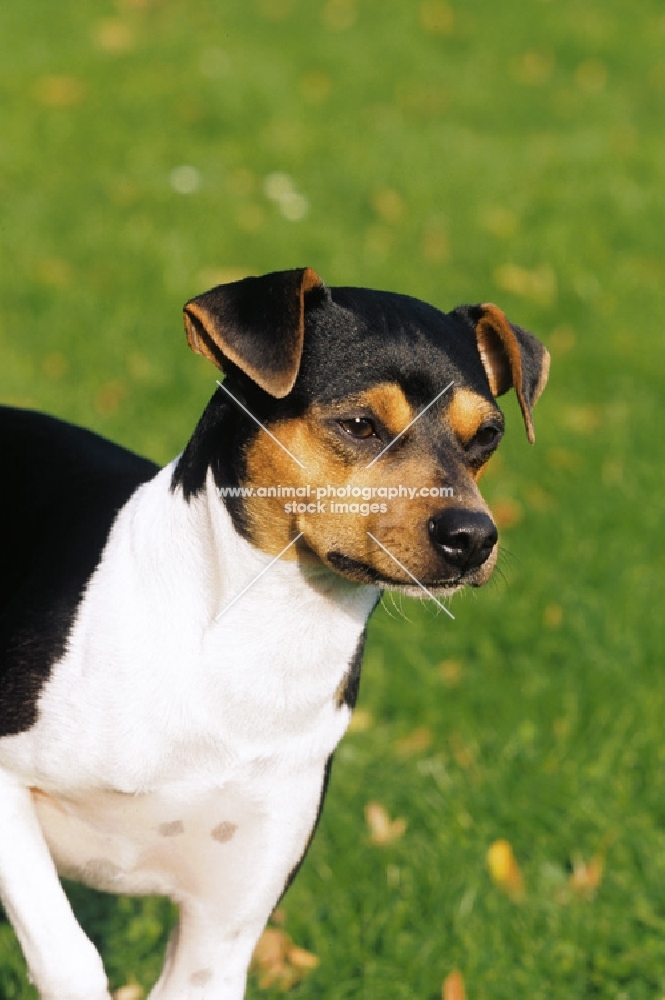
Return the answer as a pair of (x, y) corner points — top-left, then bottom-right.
(0, 464), (377, 897)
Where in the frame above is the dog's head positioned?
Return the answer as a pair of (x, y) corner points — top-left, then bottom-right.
(174, 268), (549, 595)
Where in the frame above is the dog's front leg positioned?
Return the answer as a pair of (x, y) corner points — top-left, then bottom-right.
(0, 769), (111, 1000)
(148, 766), (327, 1000)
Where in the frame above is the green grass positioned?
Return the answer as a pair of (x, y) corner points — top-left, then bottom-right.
(1, 0), (665, 996)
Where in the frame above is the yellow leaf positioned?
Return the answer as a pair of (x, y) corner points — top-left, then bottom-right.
(365, 802), (407, 845)
(442, 969), (466, 1000)
(114, 987), (144, 1000)
(419, 1), (454, 35)
(487, 839), (524, 898)
(371, 187), (406, 224)
(480, 206), (519, 239)
(347, 708), (373, 733)
(33, 75), (86, 108)
(288, 946), (320, 971)
(94, 20), (135, 53)
(561, 405), (601, 435)
(510, 51), (555, 86)
(570, 853), (604, 896)
(543, 603), (563, 628)
(438, 659), (462, 687)
(251, 926), (319, 991)
(494, 263), (557, 306)
(491, 498), (523, 530)
(321, 0), (357, 31)
(395, 726), (432, 755)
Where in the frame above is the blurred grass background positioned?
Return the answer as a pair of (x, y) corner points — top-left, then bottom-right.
(1, 0), (665, 997)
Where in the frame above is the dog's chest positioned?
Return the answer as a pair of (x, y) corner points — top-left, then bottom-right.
(31, 780), (272, 898)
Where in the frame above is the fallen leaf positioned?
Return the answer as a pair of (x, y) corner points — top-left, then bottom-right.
(491, 498), (523, 530)
(525, 485), (553, 512)
(561, 405), (601, 434)
(395, 726), (432, 755)
(288, 946), (320, 970)
(419, 0), (454, 35)
(94, 20), (135, 52)
(449, 732), (475, 770)
(300, 69), (332, 105)
(438, 659), (462, 687)
(570, 853), (604, 896)
(365, 801), (407, 845)
(95, 380), (127, 417)
(547, 447), (580, 472)
(487, 839), (524, 898)
(494, 263), (557, 306)
(442, 969), (466, 1000)
(543, 603), (563, 628)
(321, 0), (357, 31)
(422, 223), (450, 264)
(35, 257), (73, 288)
(371, 187), (406, 224)
(510, 51), (555, 86)
(114, 986), (144, 1000)
(480, 206), (519, 239)
(251, 926), (319, 991)
(347, 708), (373, 733)
(34, 75), (86, 107)
(42, 352), (69, 380)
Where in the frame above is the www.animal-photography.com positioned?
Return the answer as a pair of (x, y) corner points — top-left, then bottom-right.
(0, 3), (663, 999)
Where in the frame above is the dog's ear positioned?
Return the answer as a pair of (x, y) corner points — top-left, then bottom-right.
(183, 267), (326, 398)
(455, 303), (550, 443)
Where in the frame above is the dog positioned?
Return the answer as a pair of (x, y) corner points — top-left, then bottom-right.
(0, 268), (549, 999)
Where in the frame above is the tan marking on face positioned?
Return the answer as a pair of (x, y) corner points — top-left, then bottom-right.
(240, 397), (498, 589)
(356, 383), (413, 438)
(211, 821), (238, 843)
(159, 820), (185, 837)
(241, 386), (412, 558)
(447, 389), (496, 444)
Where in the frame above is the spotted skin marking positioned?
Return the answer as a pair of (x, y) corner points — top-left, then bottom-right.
(190, 968), (213, 986)
(211, 821), (238, 843)
(82, 858), (122, 885)
(159, 819), (185, 837)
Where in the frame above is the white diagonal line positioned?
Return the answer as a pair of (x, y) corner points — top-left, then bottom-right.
(365, 380), (454, 469)
(366, 531), (455, 620)
(216, 532), (304, 620)
(216, 380), (305, 469)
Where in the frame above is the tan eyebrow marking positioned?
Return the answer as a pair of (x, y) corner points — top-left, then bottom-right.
(353, 384), (414, 438)
(447, 388), (496, 444)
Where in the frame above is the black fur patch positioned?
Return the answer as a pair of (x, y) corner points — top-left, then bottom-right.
(0, 407), (157, 736)
(337, 627), (368, 709)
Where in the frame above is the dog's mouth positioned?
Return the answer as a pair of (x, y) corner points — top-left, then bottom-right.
(325, 551), (467, 594)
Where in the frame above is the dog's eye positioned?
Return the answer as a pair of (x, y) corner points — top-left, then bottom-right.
(338, 417), (376, 439)
(470, 423), (502, 449)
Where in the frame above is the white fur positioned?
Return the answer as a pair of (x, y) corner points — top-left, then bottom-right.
(0, 463), (377, 999)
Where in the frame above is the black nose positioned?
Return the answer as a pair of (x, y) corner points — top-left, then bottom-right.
(428, 509), (498, 571)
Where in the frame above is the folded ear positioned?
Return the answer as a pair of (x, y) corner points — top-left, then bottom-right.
(455, 303), (550, 443)
(183, 267), (325, 398)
